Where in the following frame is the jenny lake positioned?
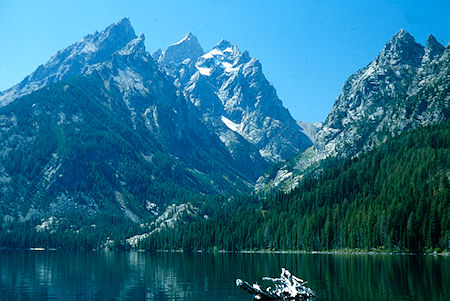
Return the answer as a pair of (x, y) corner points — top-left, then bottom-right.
(0, 250), (448, 300)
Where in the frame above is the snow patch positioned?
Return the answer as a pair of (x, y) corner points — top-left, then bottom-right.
(80, 42), (99, 54)
(273, 170), (293, 187)
(202, 52), (214, 59)
(222, 62), (239, 73)
(209, 48), (224, 56)
(173, 33), (191, 45)
(196, 66), (212, 76)
(221, 116), (240, 132)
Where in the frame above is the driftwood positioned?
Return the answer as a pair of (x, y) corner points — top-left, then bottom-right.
(236, 268), (315, 300)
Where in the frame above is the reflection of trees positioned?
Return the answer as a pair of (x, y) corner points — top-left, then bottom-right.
(0, 251), (448, 300)
(289, 254), (449, 301)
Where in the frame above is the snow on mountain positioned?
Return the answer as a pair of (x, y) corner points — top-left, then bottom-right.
(162, 37), (313, 163)
(221, 115), (240, 132)
(0, 20), (264, 223)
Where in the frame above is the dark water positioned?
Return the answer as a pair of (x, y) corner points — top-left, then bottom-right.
(0, 251), (449, 300)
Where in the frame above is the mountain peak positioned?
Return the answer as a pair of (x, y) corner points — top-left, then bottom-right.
(215, 39), (233, 51)
(173, 32), (195, 45)
(158, 32), (203, 66)
(425, 34), (444, 52)
(421, 34), (445, 63)
(387, 29), (418, 49)
(110, 17), (133, 32)
(0, 18), (139, 106)
(377, 29), (424, 66)
(393, 28), (413, 40)
(92, 17), (137, 46)
(152, 48), (162, 60)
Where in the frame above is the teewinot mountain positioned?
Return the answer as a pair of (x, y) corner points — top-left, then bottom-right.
(256, 29), (449, 192)
(0, 19), (312, 222)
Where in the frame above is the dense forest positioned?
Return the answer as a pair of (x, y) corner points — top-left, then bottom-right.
(140, 121), (449, 252)
(0, 121), (448, 252)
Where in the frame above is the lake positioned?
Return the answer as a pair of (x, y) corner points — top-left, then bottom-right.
(0, 250), (448, 300)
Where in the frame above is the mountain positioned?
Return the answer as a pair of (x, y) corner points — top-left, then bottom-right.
(0, 18), (137, 107)
(143, 120), (450, 252)
(315, 30), (448, 159)
(0, 19), (312, 226)
(155, 32), (204, 88)
(158, 35), (313, 165)
(257, 29), (449, 192)
(2, 20), (447, 251)
(0, 19), (270, 224)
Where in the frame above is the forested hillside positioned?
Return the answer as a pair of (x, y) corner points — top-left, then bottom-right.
(142, 121), (449, 252)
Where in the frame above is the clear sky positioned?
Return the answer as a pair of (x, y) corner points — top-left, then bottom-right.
(1, 0), (449, 122)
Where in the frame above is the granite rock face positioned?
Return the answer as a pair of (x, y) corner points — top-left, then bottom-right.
(158, 35), (312, 167)
(257, 30), (449, 192)
(0, 19), (312, 221)
(0, 18), (137, 106)
(315, 30), (448, 160)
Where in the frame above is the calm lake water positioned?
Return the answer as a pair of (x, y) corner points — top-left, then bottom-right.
(0, 250), (448, 300)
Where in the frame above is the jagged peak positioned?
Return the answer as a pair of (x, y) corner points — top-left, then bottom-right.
(86, 17), (136, 46)
(421, 34), (445, 63)
(0, 18), (139, 106)
(385, 29), (418, 48)
(215, 39), (234, 51)
(206, 39), (241, 61)
(158, 32), (204, 66)
(173, 32), (197, 45)
(393, 28), (413, 40)
(237, 50), (251, 65)
(377, 28), (423, 66)
(117, 34), (146, 56)
(425, 34), (444, 52)
(152, 48), (162, 60)
(108, 17), (133, 33)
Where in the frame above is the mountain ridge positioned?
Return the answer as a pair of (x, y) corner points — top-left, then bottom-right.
(256, 29), (449, 192)
(0, 19), (313, 224)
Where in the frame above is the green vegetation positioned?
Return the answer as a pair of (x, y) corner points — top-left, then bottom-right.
(0, 75), (247, 222)
(140, 121), (449, 252)
(0, 79), (448, 252)
(0, 213), (140, 250)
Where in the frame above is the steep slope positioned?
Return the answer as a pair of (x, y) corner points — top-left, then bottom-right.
(158, 36), (313, 168)
(0, 18), (137, 107)
(257, 30), (449, 192)
(143, 120), (450, 252)
(156, 32), (204, 88)
(0, 20), (259, 224)
(315, 30), (449, 159)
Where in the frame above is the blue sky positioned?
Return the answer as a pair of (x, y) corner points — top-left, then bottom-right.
(1, 0), (449, 122)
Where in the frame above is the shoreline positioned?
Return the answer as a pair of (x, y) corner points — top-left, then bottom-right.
(1, 247), (448, 256)
(152, 249), (450, 256)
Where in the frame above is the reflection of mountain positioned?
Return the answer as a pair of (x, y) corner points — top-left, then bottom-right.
(1, 251), (448, 301)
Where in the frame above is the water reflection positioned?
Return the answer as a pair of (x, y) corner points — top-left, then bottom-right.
(0, 251), (448, 300)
